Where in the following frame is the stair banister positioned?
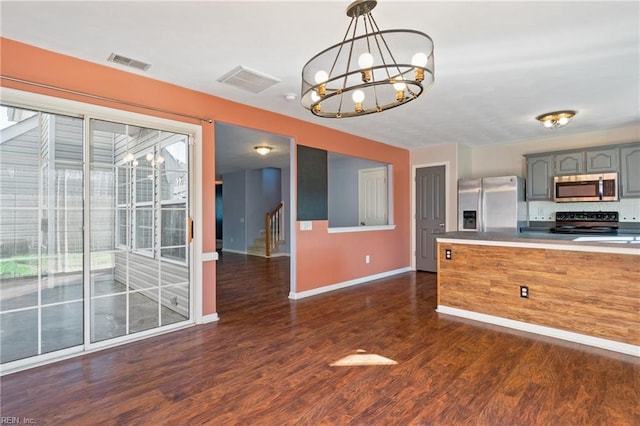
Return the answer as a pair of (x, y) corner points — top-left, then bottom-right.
(265, 202), (284, 257)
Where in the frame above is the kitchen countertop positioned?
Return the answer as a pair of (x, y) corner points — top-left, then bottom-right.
(436, 231), (640, 254)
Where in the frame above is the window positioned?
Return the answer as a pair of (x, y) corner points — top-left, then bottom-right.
(112, 127), (189, 263)
(327, 152), (393, 229)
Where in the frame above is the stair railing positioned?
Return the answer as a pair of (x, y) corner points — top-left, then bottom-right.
(265, 202), (284, 257)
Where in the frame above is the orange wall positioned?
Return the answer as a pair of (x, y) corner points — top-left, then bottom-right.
(0, 37), (411, 304)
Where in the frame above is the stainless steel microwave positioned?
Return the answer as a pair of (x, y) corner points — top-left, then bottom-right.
(553, 172), (618, 202)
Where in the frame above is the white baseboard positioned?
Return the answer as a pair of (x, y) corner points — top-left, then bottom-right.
(289, 267), (412, 300)
(268, 252), (290, 258)
(221, 248), (247, 255)
(199, 313), (220, 324)
(437, 305), (640, 357)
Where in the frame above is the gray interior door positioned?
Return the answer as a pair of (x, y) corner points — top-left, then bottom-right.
(416, 165), (446, 272)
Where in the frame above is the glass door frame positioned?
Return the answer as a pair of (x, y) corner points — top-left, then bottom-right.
(0, 87), (202, 374)
(83, 117), (197, 352)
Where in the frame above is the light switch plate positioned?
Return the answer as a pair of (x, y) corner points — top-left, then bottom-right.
(300, 221), (312, 231)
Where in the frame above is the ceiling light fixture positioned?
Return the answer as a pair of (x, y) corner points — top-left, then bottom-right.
(535, 110), (577, 129)
(254, 146), (273, 156)
(301, 0), (434, 118)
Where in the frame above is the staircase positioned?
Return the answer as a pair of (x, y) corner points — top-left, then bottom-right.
(247, 202), (285, 258)
(247, 230), (283, 257)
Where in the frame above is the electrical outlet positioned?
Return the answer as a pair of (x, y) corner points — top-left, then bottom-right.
(445, 249), (452, 260)
(520, 286), (529, 298)
(365, 255), (370, 264)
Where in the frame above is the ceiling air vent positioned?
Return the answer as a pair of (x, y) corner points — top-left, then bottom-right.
(107, 53), (151, 71)
(217, 65), (280, 94)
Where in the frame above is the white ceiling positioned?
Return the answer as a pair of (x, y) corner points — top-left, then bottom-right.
(1, 1), (639, 177)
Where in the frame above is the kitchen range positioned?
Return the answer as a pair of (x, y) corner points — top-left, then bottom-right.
(551, 211), (619, 235)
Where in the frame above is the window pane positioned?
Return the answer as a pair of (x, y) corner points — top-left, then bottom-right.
(53, 115), (83, 162)
(130, 290), (159, 334)
(160, 169), (188, 202)
(117, 209), (129, 247)
(0, 274), (38, 311)
(41, 301), (83, 354)
(161, 283), (188, 326)
(0, 309), (38, 363)
(42, 270), (83, 305)
(128, 253), (159, 290)
(135, 208), (153, 252)
(135, 167), (154, 203)
(161, 136), (187, 172)
(117, 166), (129, 205)
(91, 294), (126, 342)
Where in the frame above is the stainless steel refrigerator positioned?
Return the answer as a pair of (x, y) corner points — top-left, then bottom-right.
(458, 176), (527, 232)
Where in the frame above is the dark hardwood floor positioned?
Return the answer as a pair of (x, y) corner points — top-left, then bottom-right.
(1, 252), (638, 425)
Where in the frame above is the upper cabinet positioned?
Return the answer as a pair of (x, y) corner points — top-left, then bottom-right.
(525, 154), (554, 200)
(525, 142), (639, 200)
(554, 147), (618, 175)
(555, 152), (584, 175)
(585, 148), (619, 173)
(620, 145), (640, 198)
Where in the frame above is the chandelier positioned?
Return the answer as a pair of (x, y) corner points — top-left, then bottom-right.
(535, 110), (577, 129)
(301, 0), (434, 118)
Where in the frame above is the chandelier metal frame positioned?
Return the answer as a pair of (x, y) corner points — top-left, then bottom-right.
(301, 0), (435, 118)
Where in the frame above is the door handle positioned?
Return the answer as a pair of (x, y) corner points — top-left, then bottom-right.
(439, 223), (445, 227)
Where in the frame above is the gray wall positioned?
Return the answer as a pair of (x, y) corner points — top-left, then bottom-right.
(221, 170), (247, 252)
(221, 167), (286, 253)
(328, 154), (386, 227)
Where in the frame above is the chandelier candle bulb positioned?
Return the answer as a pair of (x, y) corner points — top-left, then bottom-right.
(314, 70), (328, 96)
(412, 52), (428, 82)
(352, 89), (365, 112)
(358, 52), (374, 82)
(393, 82), (406, 101)
(301, 0), (435, 118)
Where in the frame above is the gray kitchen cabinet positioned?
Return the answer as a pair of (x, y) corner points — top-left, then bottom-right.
(586, 148), (619, 173)
(526, 154), (554, 200)
(620, 144), (640, 198)
(555, 151), (584, 175)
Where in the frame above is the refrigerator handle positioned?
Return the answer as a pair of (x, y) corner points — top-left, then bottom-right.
(478, 187), (483, 232)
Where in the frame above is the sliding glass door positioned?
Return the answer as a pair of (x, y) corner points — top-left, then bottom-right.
(89, 120), (190, 343)
(0, 106), (84, 363)
(0, 104), (192, 370)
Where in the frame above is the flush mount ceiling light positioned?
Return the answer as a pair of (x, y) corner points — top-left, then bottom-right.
(301, 0), (434, 118)
(535, 110), (577, 129)
(254, 146), (273, 156)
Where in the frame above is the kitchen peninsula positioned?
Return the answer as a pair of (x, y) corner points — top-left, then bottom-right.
(436, 232), (640, 356)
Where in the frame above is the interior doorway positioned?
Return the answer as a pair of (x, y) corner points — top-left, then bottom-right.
(213, 122), (293, 313)
(415, 165), (446, 272)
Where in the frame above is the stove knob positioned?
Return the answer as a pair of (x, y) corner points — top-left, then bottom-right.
(596, 213), (603, 220)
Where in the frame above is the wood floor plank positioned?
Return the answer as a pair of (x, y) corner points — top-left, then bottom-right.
(1, 251), (638, 425)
